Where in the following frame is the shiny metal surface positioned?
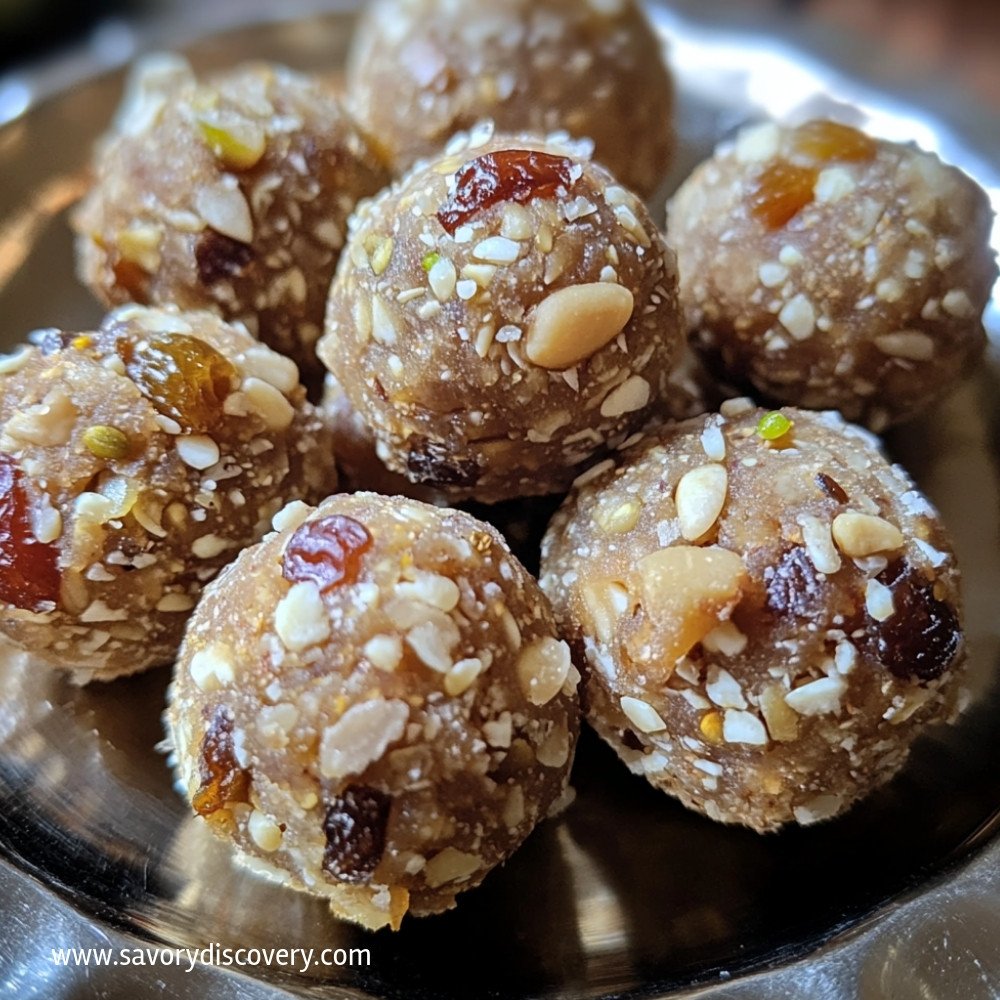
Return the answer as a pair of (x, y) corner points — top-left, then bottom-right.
(0, 4), (999, 998)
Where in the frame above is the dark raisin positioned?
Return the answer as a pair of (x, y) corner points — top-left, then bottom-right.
(437, 149), (575, 235)
(282, 515), (372, 592)
(405, 437), (480, 488)
(0, 454), (60, 612)
(764, 546), (826, 619)
(322, 785), (391, 884)
(621, 728), (644, 751)
(192, 707), (251, 817)
(195, 228), (255, 285)
(866, 559), (962, 681)
(816, 472), (849, 503)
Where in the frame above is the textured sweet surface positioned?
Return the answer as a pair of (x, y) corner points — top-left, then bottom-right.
(346, 0), (675, 197)
(540, 401), (966, 831)
(0, 305), (332, 681)
(168, 493), (580, 929)
(669, 120), (996, 430)
(73, 55), (389, 388)
(320, 127), (683, 502)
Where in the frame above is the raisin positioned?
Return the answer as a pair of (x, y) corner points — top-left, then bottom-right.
(192, 707), (251, 817)
(195, 229), (255, 285)
(764, 546), (826, 619)
(816, 472), (849, 503)
(322, 785), (391, 884)
(437, 149), (575, 235)
(792, 120), (877, 163)
(117, 333), (237, 431)
(282, 515), (372, 592)
(866, 559), (961, 681)
(405, 436), (480, 487)
(0, 454), (60, 612)
(112, 258), (151, 303)
(749, 160), (818, 229)
(621, 728), (644, 751)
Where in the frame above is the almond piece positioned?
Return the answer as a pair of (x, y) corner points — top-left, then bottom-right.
(675, 464), (728, 541)
(831, 511), (905, 557)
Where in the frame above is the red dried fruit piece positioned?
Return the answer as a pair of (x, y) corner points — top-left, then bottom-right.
(0, 453), (60, 612)
(867, 559), (962, 682)
(117, 333), (237, 432)
(192, 707), (251, 817)
(792, 120), (877, 163)
(322, 785), (391, 884)
(437, 149), (575, 236)
(282, 515), (373, 592)
(749, 161), (818, 229)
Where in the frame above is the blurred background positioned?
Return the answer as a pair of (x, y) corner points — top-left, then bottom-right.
(0, 0), (998, 113)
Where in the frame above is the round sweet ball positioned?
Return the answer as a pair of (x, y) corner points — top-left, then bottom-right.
(346, 0), (674, 198)
(320, 128), (683, 503)
(168, 493), (580, 929)
(73, 54), (390, 387)
(668, 119), (997, 431)
(540, 400), (966, 832)
(0, 305), (332, 682)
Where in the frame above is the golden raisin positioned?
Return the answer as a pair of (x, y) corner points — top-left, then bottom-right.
(192, 708), (251, 817)
(749, 161), (818, 229)
(0, 453), (60, 612)
(282, 515), (373, 592)
(792, 119), (877, 163)
(112, 258), (151, 303)
(117, 334), (237, 431)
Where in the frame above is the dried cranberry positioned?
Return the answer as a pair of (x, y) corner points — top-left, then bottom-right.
(437, 149), (575, 235)
(816, 472), (849, 503)
(195, 229), (255, 285)
(764, 546), (826, 619)
(282, 515), (372, 592)
(192, 707), (251, 817)
(322, 785), (391, 884)
(866, 559), (962, 681)
(0, 454), (60, 612)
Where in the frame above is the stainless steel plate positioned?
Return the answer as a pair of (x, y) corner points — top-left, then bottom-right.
(1, 4), (999, 998)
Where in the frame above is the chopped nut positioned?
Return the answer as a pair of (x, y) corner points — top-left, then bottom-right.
(793, 794), (843, 825)
(406, 614), (460, 672)
(444, 657), (483, 696)
(473, 236), (520, 265)
(189, 642), (236, 692)
(370, 236), (394, 276)
(701, 621), (747, 656)
(423, 847), (481, 888)
(274, 581), (330, 652)
(194, 183), (253, 244)
(595, 499), (641, 535)
(242, 377), (294, 431)
(759, 683), (799, 741)
(865, 578), (895, 621)
(675, 464), (728, 541)
(364, 634), (403, 672)
(600, 375), (650, 418)
(778, 293), (816, 341)
(635, 546), (748, 664)
(247, 810), (283, 852)
(874, 331), (935, 361)
(784, 675), (847, 715)
(319, 699), (409, 780)
(395, 571), (460, 612)
(176, 434), (220, 470)
(197, 113), (266, 170)
(580, 578), (633, 645)
(798, 514), (842, 575)
(428, 256), (457, 300)
(517, 636), (572, 706)
(722, 709), (768, 745)
(525, 283), (634, 369)
(705, 666), (747, 709)
(831, 511), (905, 558)
(620, 695), (667, 734)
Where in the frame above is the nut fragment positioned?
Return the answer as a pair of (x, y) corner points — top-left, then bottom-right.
(675, 465), (728, 541)
(580, 578), (634, 645)
(196, 113), (266, 170)
(517, 636), (572, 706)
(832, 511), (905, 558)
(759, 683), (799, 741)
(635, 545), (748, 664)
(620, 695), (667, 734)
(525, 283), (635, 369)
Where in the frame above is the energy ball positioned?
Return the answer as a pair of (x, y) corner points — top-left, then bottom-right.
(0, 305), (332, 682)
(346, 0), (674, 198)
(669, 119), (997, 430)
(540, 400), (966, 832)
(168, 493), (580, 929)
(73, 55), (389, 387)
(320, 127), (683, 503)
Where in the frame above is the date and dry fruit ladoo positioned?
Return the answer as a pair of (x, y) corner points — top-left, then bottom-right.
(0, 305), (331, 683)
(668, 119), (997, 431)
(540, 401), (966, 832)
(345, 0), (675, 198)
(168, 493), (580, 929)
(73, 54), (389, 388)
(320, 126), (684, 503)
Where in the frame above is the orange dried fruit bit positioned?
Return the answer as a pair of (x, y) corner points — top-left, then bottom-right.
(282, 515), (373, 592)
(192, 707), (251, 817)
(793, 119), (876, 163)
(0, 453), (60, 612)
(117, 333), (237, 432)
(322, 785), (392, 884)
(749, 160), (818, 229)
(437, 149), (575, 235)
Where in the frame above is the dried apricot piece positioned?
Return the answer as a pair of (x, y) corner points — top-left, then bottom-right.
(117, 333), (237, 431)
(0, 453), (60, 612)
(437, 149), (575, 235)
(282, 515), (373, 592)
